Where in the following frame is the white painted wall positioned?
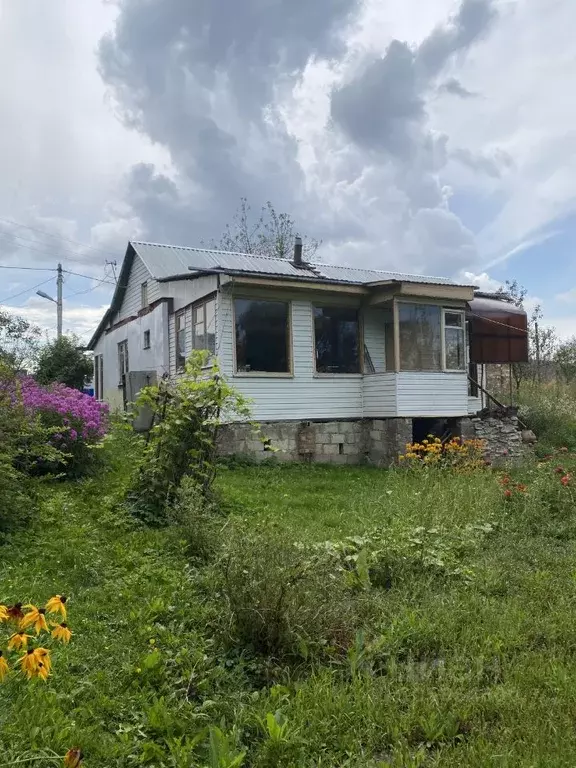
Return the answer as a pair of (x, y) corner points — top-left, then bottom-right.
(93, 302), (170, 410)
(116, 256), (160, 322)
(363, 374), (397, 417)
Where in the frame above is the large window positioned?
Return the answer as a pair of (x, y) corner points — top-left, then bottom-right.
(117, 340), (129, 383)
(398, 303), (466, 371)
(94, 354), (104, 400)
(314, 306), (360, 374)
(235, 299), (290, 373)
(192, 298), (216, 354)
(176, 311), (186, 371)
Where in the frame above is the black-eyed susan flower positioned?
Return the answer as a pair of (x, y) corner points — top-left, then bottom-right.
(46, 595), (68, 619)
(36, 661), (49, 681)
(7, 603), (23, 623)
(7, 632), (32, 651)
(33, 647), (52, 675)
(0, 604), (9, 622)
(52, 622), (72, 644)
(20, 605), (49, 634)
(18, 649), (38, 679)
(64, 748), (83, 767)
(0, 651), (9, 682)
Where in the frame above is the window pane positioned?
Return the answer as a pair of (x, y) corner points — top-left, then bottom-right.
(444, 311), (463, 328)
(141, 282), (148, 308)
(235, 299), (289, 373)
(399, 304), (441, 371)
(176, 313), (186, 369)
(445, 327), (465, 370)
(314, 306), (360, 374)
(205, 299), (216, 354)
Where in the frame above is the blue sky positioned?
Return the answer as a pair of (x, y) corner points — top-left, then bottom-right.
(0, 0), (575, 342)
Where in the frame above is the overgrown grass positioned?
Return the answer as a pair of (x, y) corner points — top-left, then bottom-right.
(4, 445), (576, 766)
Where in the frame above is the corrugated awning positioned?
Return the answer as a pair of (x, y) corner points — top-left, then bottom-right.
(467, 296), (529, 364)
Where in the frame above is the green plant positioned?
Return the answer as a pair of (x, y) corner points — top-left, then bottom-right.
(35, 336), (93, 391)
(207, 726), (246, 768)
(126, 351), (252, 526)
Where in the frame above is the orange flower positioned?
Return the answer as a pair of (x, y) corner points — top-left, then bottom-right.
(504, 489), (512, 499)
(45, 595), (68, 619)
(561, 474), (571, 487)
(52, 622), (72, 644)
(20, 606), (49, 635)
(500, 476), (510, 486)
(0, 605), (8, 623)
(64, 748), (83, 767)
(517, 484), (527, 492)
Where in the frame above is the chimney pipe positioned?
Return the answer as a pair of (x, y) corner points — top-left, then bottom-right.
(293, 235), (303, 267)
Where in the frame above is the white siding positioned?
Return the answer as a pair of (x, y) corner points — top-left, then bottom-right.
(117, 256), (159, 321)
(160, 275), (219, 313)
(218, 292), (363, 421)
(468, 397), (481, 414)
(363, 374), (397, 417)
(396, 372), (469, 417)
(363, 308), (387, 373)
(93, 302), (170, 410)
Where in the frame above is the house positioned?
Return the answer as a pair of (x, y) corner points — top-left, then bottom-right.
(88, 239), (528, 463)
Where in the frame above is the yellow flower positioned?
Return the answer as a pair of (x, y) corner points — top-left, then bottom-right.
(64, 748), (83, 767)
(52, 622), (72, 644)
(33, 647), (52, 674)
(7, 632), (32, 651)
(18, 649), (39, 679)
(0, 651), (9, 682)
(46, 595), (68, 619)
(20, 606), (49, 635)
(0, 605), (9, 623)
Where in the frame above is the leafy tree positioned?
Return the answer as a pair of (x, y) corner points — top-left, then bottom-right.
(0, 309), (42, 370)
(555, 337), (576, 383)
(211, 198), (320, 261)
(496, 280), (556, 391)
(34, 336), (93, 391)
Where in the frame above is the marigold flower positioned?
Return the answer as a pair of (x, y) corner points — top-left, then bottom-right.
(18, 649), (38, 679)
(46, 595), (68, 619)
(561, 474), (571, 487)
(52, 622), (72, 644)
(504, 489), (512, 499)
(8, 632), (32, 651)
(64, 748), (83, 767)
(0, 651), (9, 682)
(0, 605), (8, 623)
(20, 606), (49, 634)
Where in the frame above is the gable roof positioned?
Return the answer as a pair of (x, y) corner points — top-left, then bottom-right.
(87, 240), (475, 349)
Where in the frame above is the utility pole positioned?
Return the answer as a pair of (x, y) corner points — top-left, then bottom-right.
(57, 263), (63, 339)
(106, 259), (118, 284)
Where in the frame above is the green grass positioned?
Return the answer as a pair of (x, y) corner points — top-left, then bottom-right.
(3, 454), (576, 766)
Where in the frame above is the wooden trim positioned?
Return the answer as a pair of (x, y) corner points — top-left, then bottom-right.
(222, 275), (368, 295)
(398, 283), (474, 301)
(393, 299), (400, 373)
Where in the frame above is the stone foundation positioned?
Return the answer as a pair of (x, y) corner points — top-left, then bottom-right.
(460, 407), (533, 466)
(217, 419), (412, 466)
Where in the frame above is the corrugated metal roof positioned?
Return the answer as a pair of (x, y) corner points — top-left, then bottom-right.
(131, 241), (472, 287)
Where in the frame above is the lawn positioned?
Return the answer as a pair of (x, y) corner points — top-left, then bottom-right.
(3, 454), (576, 767)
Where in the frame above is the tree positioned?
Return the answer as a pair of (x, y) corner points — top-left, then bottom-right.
(35, 336), (93, 391)
(555, 337), (576, 383)
(0, 309), (42, 371)
(211, 198), (321, 261)
(496, 280), (557, 391)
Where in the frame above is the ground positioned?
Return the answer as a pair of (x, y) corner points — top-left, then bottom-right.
(2, 459), (576, 767)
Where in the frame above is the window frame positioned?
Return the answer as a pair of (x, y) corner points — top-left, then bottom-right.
(232, 296), (293, 377)
(175, 310), (187, 372)
(191, 296), (216, 357)
(117, 340), (129, 386)
(94, 354), (104, 400)
(312, 303), (363, 376)
(143, 330), (151, 350)
(141, 281), (148, 309)
(396, 300), (467, 373)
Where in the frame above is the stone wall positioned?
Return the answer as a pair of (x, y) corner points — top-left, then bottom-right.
(217, 418), (412, 466)
(460, 407), (534, 466)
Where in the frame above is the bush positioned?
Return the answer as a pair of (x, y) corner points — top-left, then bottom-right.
(34, 335), (93, 391)
(222, 522), (358, 659)
(19, 377), (108, 477)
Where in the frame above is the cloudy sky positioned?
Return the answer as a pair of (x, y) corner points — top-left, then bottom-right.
(1, 0), (575, 341)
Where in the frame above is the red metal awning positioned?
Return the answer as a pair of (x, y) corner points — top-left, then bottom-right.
(467, 295), (529, 364)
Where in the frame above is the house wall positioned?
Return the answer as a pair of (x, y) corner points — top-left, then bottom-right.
(363, 374), (397, 417)
(116, 255), (161, 322)
(93, 302), (170, 410)
(395, 372), (469, 417)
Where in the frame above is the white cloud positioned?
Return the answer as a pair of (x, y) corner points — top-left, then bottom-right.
(461, 270), (502, 292)
(7, 297), (109, 343)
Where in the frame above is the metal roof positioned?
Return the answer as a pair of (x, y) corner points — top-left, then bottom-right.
(131, 241), (472, 287)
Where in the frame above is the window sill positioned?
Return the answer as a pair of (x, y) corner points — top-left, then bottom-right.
(234, 372), (294, 378)
(397, 369), (467, 374)
(313, 373), (363, 378)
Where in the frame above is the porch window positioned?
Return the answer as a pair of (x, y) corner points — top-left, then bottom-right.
(398, 304), (442, 371)
(176, 311), (186, 371)
(117, 340), (129, 384)
(398, 303), (466, 371)
(235, 299), (290, 373)
(444, 311), (465, 371)
(192, 298), (216, 355)
(314, 306), (360, 374)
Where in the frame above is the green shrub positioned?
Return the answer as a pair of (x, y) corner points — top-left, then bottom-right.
(169, 476), (224, 561)
(222, 522), (358, 659)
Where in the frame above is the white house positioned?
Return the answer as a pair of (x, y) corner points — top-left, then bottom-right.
(88, 239), (526, 463)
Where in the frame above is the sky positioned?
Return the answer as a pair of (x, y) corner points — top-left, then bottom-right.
(0, 0), (575, 342)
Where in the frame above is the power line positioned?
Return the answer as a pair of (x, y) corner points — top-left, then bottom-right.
(0, 215), (121, 259)
(62, 268), (119, 287)
(0, 277), (56, 305)
(0, 264), (57, 272)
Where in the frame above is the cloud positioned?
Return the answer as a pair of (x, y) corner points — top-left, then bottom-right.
(461, 270), (501, 292)
(438, 77), (477, 99)
(556, 288), (576, 304)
